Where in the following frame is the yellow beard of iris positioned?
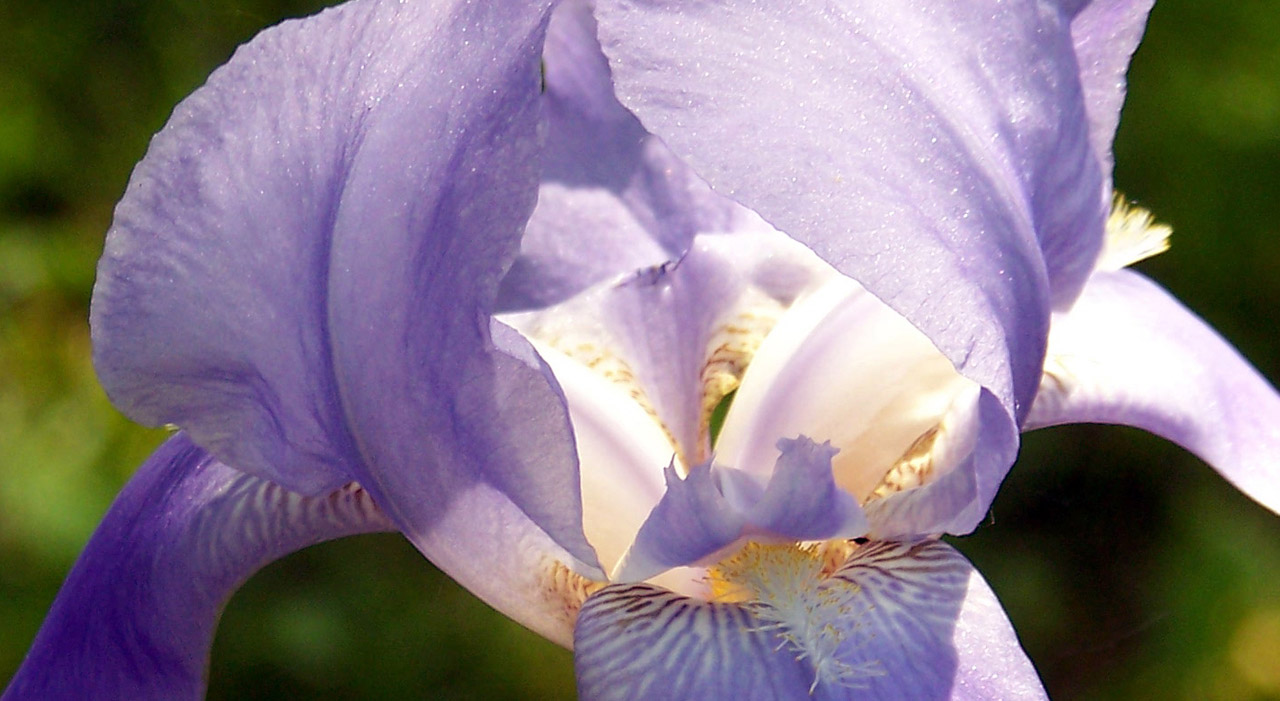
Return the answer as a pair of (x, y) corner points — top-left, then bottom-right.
(707, 541), (882, 693)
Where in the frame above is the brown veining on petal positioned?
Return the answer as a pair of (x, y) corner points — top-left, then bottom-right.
(867, 425), (939, 503)
(811, 538), (860, 577)
(696, 308), (780, 463)
(539, 558), (606, 630)
(544, 336), (681, 457)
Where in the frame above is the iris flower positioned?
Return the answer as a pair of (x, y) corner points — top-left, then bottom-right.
(5, 0), (1278, 698)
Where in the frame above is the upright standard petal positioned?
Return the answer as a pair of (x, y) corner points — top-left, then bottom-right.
(321, 0), (606, 640)
(1068, 0), (1156, 177)
(576, 540), (1044, 700)
(94, 0), (601, 644)
(1027, 270), (1280, 514)
(92, 0), (458, 494)
(2, 434), (392, 701)
(498, 0), (768, 311)
(593, 0), (1107, 421)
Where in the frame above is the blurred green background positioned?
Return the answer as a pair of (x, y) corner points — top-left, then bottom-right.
(1, 1), (1278, 698)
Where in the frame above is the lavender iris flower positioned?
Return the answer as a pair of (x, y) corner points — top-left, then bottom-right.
(5, 0), (1278, 699)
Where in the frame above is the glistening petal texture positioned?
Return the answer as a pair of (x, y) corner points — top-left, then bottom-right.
(92, 0), (481, 494)
(1069, 0), (1156, 178)
(498, 0), (757, 311)
(1027, 270), (1280, 514)
(100, 0), (603, 642)
(593, 0), (1107, 420)
(2, 434), (392, 701)
(321, 0), (610, 631)
(575, 540), (1043, 700)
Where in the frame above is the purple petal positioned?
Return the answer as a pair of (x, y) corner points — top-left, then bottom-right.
(745, 437), (867, 541)
(613, 435), (872, 583)
(574, 582), (815, 699)
(865, 389), (1016, 538)
(612, 463), (745, 582)
(1069, 0), (1156, 178)
(498, 0), (759, 311)
(94, 0), (603, 640)
(320, 0), (607, 583)
(93, 0), (483, 494)
(833, 541), (1046, 700)
(2, 434), (392, 701)
(92, 0), (564, 498)
(341, 320), (606, 645)
(1027, 270), (1280, 514)
(574, 540), (1044, 700)
(593, 1), (1108, 420)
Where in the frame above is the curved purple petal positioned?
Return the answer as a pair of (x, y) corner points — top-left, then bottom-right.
(92, 0), (480, 495)
(574, 582), (815, 699)
(94, 0), (602, 641)
(498, 0), (760, 311)
(834, 541), (1045, 700)
(575, 540), (1043, 700)
(866, 389), (1016, 538)
(614, 436), (871, 583)
(745, 437), (867, 541)
(1069, 0), (1156, 178)
(1027, 270), (1280, 514)
(612, 462), (745, 582)
(593, 1), (1108, 421)
(333, 319), (606, 645)
(1, 433), (392, 701)
(319, 0), (612, 629)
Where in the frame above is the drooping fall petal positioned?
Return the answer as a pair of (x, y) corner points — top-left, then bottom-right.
(1028, 269), (1280, 514)
(576, 540), (1044, 700)
(1068, 0), (1156, 177)
(2, 434), (392, 701)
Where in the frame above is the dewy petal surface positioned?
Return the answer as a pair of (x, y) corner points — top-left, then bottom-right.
(2, 434), (392, 701)
(94, 0), (601, 642)
(1068, 0), (1156, 177)
(575, 540), (1044, 700)
(1027, 270), (1280, 514)
(92, 0), (461, 495)
(321, 0), (611, 623)
(593, 0), (1108, 421)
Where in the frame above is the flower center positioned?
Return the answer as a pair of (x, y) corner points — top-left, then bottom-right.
(707, 541), (883, 692)
(500, 228), (977, 581)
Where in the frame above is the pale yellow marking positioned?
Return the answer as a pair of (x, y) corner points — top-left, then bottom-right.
(539, 559), (606, 630)
(696, 306), (781, 463)
(867, 425), (940, 503)
(1097, 195), (1172, 271)
(707, 541), (880, 692)
(542, 335), (682, 461)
